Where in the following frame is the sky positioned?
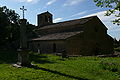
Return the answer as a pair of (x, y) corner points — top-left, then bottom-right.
(0, 0), (120, 40)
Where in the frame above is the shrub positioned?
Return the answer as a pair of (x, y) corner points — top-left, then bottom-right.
(114, 47), (120, 52)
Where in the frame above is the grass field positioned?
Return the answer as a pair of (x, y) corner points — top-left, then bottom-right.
(0, 51), (120, 80)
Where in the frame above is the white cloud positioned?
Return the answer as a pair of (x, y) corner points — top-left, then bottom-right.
(46, 0), (58, 6)
(70, 8), (101, 18)
(53, 18), (63, 23)
(82, 11), (113, 21)
(14, 0), (39, 3)
(82, 11), (120, 39)
(27, 0), (33, 2)
(82, 10), (119, 22)
(71, 11), (87, 17)
(64, 0), (84, 6)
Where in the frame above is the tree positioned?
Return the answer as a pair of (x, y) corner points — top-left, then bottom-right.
(0, 6), (36, 50)
(94, 0), (120, 25)
(113, 38), (119, 48)
(0, 6), (20, 49)
(26, 23), (37, 39)
(118, 39), (120, 47)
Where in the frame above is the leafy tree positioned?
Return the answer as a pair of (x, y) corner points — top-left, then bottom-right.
(114, 38), (119, 48)
(0, 6), (20, 49)
(94, 0), (120, 25)
(118, 39), (120, 47)
(0, 6), (36, 50)
(26, 23), (37, 38)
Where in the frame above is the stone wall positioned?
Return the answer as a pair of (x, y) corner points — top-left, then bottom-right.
(66, 33), (86, 55)
(30, 16), (114, 55)
(29, 40), (66, 53)
(83, 17), (114, 55)
(65, 17), (114, 56)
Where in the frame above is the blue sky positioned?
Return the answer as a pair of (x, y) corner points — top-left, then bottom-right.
(0, 0), (120, 40)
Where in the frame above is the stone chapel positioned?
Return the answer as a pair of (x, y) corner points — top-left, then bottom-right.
(29, 11), (114, 56)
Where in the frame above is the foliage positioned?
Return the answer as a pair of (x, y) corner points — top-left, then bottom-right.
(0, 51), (120, 80)
(0, 6), (36, 50)
(94, 0), (120, 25)
(0, 6), (20, 49)
(26, 23), (37, 38)
(114, 38), (120, 48)
(114, 47), (120, 52)
(0, 50), (17, 63)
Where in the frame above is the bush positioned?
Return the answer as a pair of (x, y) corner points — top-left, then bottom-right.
(114, 47), (120, 52)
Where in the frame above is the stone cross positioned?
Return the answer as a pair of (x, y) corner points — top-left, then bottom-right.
(17, 6), (31, 66)
(17, 19), (31, 67)
(19, 19), (27, 49)
(20, 6), (27, 19)
(12, 6), (31, 67)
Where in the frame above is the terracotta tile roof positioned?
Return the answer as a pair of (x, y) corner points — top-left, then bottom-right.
(38, 16), (96, 30)
(32, 31), (83, 41)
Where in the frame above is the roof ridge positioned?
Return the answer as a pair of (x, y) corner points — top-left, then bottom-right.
(32, 31), (84, 41)
(37, 16), (97, 30)
(55, 15), (97, 24)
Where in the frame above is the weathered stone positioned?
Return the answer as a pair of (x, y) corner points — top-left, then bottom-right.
(19, 19), (27, 49)
(17, 19), (31, 67)
(17, 49), (30, 66)
(29, 12), (114, 56)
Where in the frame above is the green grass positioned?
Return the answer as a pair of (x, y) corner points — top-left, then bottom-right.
(0, 51), (120, 80)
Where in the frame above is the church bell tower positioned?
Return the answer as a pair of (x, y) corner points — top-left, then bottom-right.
(37, 11), (53, 27)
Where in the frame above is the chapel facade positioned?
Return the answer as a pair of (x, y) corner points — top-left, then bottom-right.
(29, 11), (114, 56)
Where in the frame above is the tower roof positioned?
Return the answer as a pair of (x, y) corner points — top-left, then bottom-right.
(38, 11), (52, 16)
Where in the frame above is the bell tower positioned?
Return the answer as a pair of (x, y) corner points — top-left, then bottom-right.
(37, 11), (53, 27)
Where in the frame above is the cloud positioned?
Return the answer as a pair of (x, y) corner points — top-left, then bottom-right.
(82, 11), (120, 35)
(82, 10), (119, 22)
(53, 18), (63, 23)
(64, 0), (84, 6)
(82, 11), (120, 39)
(14, 0), (39, 3)
(46, 0), (58, 6)
(71, 11), (87, 17)
(82, 11), (115, 22)
(27, 0), (33, 2)
(70, 8), (101, 18)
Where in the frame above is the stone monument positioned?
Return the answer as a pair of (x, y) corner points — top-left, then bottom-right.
(17, 6), (31, 67)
